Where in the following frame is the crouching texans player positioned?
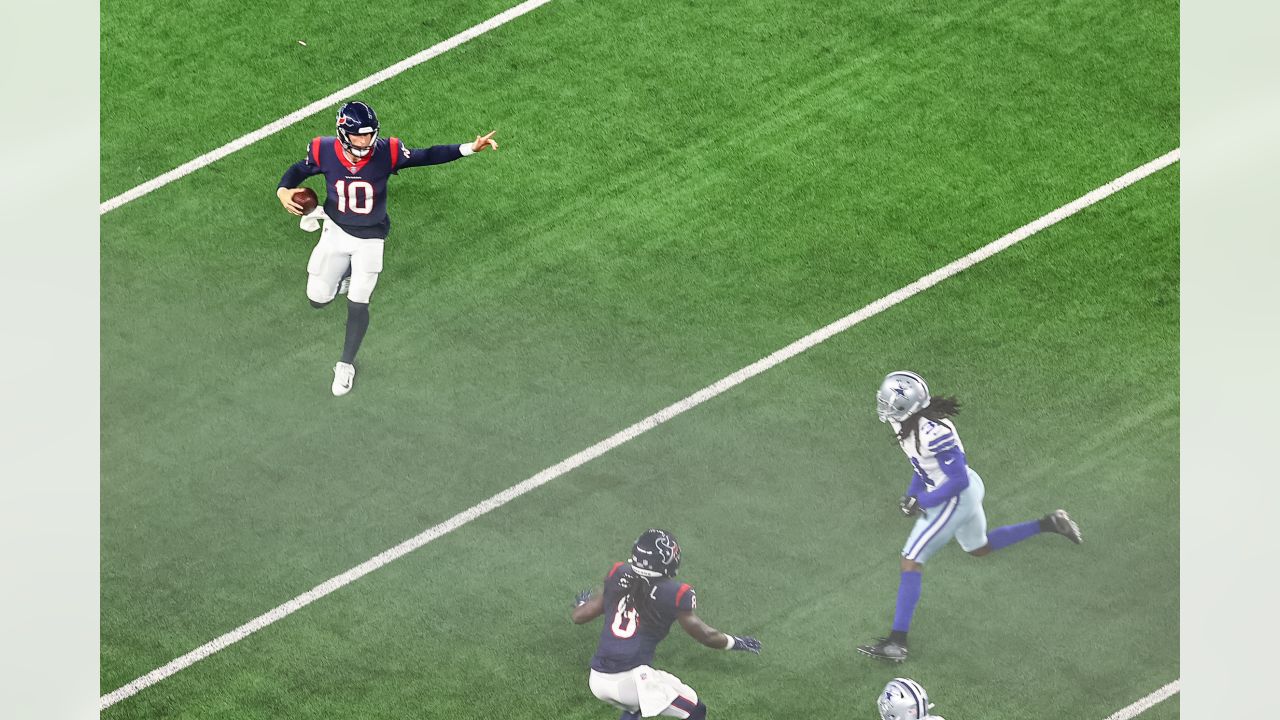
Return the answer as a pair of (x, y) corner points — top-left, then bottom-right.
(276, 100), (497, 396)
(572, 529), (762, 719)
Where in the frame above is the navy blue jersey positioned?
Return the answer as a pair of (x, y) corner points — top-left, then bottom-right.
(278, 136), (465, 239)
(590, 562), (697, 673)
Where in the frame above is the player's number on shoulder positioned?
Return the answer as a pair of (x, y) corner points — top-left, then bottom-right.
(609, 598), (639, 639)
(334, 179), (375, 215)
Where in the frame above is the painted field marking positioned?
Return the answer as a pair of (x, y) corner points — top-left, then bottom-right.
(99, 0), (555, 215)
(1103, 679), (1180, 720)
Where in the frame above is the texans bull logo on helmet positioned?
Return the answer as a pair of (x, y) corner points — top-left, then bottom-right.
(654, 534), (679, 565)
(630, 529), (682, 578)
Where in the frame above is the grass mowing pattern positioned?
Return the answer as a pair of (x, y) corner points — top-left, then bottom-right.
(103, 0), (1177, 717)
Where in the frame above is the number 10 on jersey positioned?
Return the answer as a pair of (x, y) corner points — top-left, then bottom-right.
(334, 179), (374, 214)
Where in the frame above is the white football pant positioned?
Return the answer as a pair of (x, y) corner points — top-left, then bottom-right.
(901, 469), (988, 563)
(589, 666), (700, 718)
(306, 216), (383, 305)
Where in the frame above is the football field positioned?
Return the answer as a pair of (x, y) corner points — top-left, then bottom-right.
(101, 1), (1179, 718)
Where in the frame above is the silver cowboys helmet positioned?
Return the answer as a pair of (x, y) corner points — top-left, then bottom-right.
(877, 677), (933, 720)
(876, 371), (931, 423)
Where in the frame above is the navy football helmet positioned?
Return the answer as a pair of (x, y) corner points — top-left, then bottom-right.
(629, 529), (681, 578)
(336, 101), (379, 158)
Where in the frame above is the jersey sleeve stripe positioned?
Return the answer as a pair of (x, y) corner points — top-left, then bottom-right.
(607, 561), (624, 579)
(309, 137), (321, 165)
(390, 137), (400, 169)
(675, 583), (691, 607)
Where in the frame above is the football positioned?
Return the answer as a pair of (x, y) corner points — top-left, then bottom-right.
(293, 187), (318, 213)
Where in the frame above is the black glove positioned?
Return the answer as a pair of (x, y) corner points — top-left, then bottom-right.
(730, 635), (762, 654)
(574, 589), (593, 608)
(899, 495), (922, 517)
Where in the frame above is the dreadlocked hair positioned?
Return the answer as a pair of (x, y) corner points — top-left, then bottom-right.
(617, 568), (664, 625)
(894, 395), (962, 454)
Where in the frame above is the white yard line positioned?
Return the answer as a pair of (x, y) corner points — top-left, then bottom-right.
(1103, 680), (1180, 720)
(98, 0), (556, 215)
(100, 149), (1180, 710)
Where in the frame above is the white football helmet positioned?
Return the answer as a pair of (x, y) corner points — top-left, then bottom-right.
(876, 371), (931, 423)
(877, 677), (933, 720)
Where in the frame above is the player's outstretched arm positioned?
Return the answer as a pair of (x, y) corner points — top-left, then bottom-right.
(571, 589), (605, 624)
(470, 130), (498, 153)
(676, 611), (761, 654)
(400, 130), (499, 168)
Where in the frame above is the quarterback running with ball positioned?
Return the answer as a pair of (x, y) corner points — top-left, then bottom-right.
(857, 371), (1084, 663)
(571, 529), (762, 719)
(276, 100), (497, 396)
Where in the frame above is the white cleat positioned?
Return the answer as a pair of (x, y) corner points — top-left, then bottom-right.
(331, 362), (356, 396)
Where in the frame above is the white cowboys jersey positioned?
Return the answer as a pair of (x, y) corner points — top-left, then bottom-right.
(889, 418), (966, 490)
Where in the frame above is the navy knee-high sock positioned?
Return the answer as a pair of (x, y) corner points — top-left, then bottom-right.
(341, 300), (370, 364)
(986, 519), (1042, 552)
(890, 570), (923, 642)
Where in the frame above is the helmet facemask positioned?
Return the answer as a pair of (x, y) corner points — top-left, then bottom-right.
(336, 101), (380, 159)
(338, 126), (378, 158)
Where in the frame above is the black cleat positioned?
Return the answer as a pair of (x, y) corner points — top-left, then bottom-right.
(857, 637), (909, 663)
(1044, 509), (1083, 544)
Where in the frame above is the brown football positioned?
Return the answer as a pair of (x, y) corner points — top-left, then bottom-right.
(293, 187), (319, 213)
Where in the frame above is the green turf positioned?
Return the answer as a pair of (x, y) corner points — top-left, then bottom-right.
(102, 0), (1178, 717)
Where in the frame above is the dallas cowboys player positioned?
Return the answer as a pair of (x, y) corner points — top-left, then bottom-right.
(877, 678), (945, 720)
(276, 100), (497, 395)
(857, 371), (1083, 662)
(571, 529), (762, 719)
